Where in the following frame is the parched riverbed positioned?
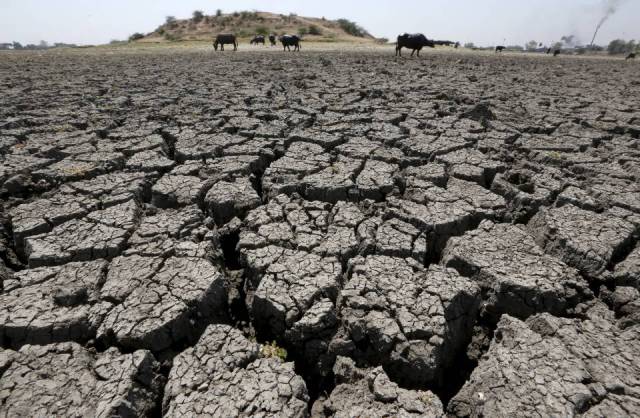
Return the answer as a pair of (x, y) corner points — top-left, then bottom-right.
(1, 47), (639, 416)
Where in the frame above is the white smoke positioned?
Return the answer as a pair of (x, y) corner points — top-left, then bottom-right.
(590, 0), (627, 45)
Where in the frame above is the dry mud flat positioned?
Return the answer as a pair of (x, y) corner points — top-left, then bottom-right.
(0, 48), (639, 416)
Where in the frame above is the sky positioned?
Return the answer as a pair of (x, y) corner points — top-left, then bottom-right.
(1, 0), (638, 47)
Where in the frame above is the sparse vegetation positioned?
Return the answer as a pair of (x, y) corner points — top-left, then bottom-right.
(255, 26), (269, 36)
(464, 42), (476, 49)
(298, 27), (308, 36)
(216, 9), (222, 17)
(164, 33), (178, 42)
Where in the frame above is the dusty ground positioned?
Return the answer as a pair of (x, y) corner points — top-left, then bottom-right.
(1, 46), (639, 417)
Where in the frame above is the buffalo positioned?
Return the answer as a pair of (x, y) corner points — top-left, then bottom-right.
(213, 34), (237, 51)
(395, 33), (435, 57)
(495, 45), (505, 53)
(280, 35), (301, 51)
(626, 53), (636, 60)
(269, 34), (277, 46)
(553, 49), (561, 57)
(250, 35), (265, 45)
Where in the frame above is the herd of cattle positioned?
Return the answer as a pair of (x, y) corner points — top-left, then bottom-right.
(213, 33), (300, 51)
(214, 32), (638, 59)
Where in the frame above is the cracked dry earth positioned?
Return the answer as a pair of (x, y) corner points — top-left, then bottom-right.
(0, 48), (639, 417)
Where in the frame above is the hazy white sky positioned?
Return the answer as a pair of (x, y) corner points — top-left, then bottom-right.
(1, 0), (638, 46)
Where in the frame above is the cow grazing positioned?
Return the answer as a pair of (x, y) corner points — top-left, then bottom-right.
(269, 34), (277, 46)
(395, 33), (435, 57)
(250, 35), (265, 45)
(280, 35), (301, 51)
(213, 34), (237, 51)
(495, 45), (506, 53)
(626, 53), (636, 60)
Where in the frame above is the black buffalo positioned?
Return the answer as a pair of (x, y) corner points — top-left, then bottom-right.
(553, 49), (561, 57)
(269, 34), (277, 46)
(626, 53), (636, 60)
(213, 34), (237, 51)
(280, 35), (301, 51)
(250, 35), (265, 45)
(495, 45), (505, 53)
(395, 33), (435, 57)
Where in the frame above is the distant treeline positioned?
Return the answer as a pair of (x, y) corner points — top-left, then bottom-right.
(0, 41), (79, 50)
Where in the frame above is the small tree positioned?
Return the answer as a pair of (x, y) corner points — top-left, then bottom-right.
(607, 39), (636, 55)
(525, 40), (538, 51)
(298, 27), (308, 36)
(12, 41), (23, 49)
(192, 10), (204, 22)
(216, 9), (222, 17)
(165, 16), (176, 29)
(552, 41), (563, 51)
(464, 42), (475, 49)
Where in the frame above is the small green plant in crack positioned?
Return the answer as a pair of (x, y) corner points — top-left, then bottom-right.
(547, 151), (563, 160)
(261, 341), (287, 361)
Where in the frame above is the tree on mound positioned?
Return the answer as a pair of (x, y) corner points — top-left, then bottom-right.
(336, 18), (369, 37)
(192, 10), (204, 23)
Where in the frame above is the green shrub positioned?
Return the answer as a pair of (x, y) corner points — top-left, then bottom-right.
(128, 33), (145, 42)
(298, 27), (308, 36)
(308, 25), (322, 35)
(255, 26), (269, 35)
(164, 32), (178, 41)
(336, 18), (368, 37)
(165, 16), (176, 27)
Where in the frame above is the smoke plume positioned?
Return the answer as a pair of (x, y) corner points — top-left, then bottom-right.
(590, 0), (626, 46)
